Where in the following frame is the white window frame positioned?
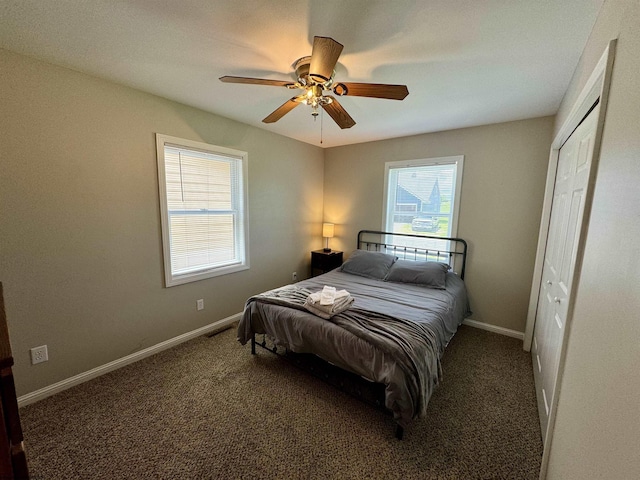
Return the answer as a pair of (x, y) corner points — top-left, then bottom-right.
(382, 155), (464, 237)
(156, 134), (249, 287)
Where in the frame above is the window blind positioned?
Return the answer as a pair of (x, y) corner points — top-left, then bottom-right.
(161, 142), (246, 281)
(165, 145), (244, 275)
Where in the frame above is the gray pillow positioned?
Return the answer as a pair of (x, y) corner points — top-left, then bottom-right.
(384, 260), (449, 289)
(339, 250), (398, 279)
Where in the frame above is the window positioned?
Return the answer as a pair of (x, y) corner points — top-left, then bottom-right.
(383, 155), (463, 242)
(156, 134), (249, 287)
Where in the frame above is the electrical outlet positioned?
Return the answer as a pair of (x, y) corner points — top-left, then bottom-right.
(30, 345), (48, 365)
(292, 272), (298, 282)
(197, 299), (204, 311)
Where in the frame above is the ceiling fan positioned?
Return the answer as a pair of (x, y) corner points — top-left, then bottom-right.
(220, 36), (409, 129)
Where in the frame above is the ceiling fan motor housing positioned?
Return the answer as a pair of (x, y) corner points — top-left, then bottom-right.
(293, 56), (311, 85)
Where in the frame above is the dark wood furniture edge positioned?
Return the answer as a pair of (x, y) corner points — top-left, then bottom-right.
(0, 283), (30, 478)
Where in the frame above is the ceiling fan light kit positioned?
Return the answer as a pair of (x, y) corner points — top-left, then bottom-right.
(220, 36), (409, 130)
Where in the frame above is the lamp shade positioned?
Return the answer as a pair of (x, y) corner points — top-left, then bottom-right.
(322, 223), (335, 238)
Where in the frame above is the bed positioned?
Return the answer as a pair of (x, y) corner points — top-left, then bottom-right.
(237, 230), (470, 438)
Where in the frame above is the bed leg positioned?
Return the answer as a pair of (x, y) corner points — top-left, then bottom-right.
(251, 335), (256, 355)
(395, 425), (404, 440)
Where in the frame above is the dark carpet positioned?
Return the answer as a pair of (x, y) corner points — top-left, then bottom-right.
(20, 325), (542, 479)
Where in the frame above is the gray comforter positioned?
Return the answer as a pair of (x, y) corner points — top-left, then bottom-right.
(238, 269), (470, 427)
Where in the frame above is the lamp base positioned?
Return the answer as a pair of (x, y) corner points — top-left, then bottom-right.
(323, 248), (332, 252)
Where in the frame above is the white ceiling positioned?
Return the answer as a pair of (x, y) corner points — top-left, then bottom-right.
(0, 0), (603, 148)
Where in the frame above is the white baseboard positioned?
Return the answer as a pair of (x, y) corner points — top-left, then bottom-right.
(18, 314), (521, 407)
(462, 318), (524, 340)
(18, 313), (242, 408)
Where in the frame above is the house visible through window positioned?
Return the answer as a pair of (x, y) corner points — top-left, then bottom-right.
(383, 156), (464, 257)
(156, 134), (249, 287)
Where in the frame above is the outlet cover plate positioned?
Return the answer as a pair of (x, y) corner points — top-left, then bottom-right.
(30, 345), (48, 365)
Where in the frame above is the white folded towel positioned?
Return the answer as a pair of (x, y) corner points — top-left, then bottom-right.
(320, 285), (337, 305)
(307, 288), (350, 305)
(304, 287), (354, 319)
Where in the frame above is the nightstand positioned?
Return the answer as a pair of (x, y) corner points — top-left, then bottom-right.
(311, 250), (343, 277)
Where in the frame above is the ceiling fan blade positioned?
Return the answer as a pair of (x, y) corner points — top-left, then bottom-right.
(262, 96), (304, 123)
(322, 96), (355, 129)
(333, 82), (409, 100)
(219, 76), (295, 88)
(309, 36), (343, 83)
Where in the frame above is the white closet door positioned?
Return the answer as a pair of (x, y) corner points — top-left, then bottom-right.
(532, 104), (599, 440)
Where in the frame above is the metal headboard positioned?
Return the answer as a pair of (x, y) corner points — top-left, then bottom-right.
(357, 230), (468, 280)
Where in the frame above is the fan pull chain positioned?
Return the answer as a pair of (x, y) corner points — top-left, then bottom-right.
(320, 106), (324, 145)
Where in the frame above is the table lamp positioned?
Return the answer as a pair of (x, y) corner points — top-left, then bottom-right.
(322, 223), (335, 252)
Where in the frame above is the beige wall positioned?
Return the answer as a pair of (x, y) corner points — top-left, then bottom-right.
(545, 0), (640, 478)
(0, 49), (325, 396)
(324, 117), (554, 333)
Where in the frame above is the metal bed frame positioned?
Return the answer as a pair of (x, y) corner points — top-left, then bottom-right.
(250, 230), (468, 439)
(357, 230), (467, 280)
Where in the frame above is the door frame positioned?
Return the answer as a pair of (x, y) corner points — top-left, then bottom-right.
(523, 40), (616, 478)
